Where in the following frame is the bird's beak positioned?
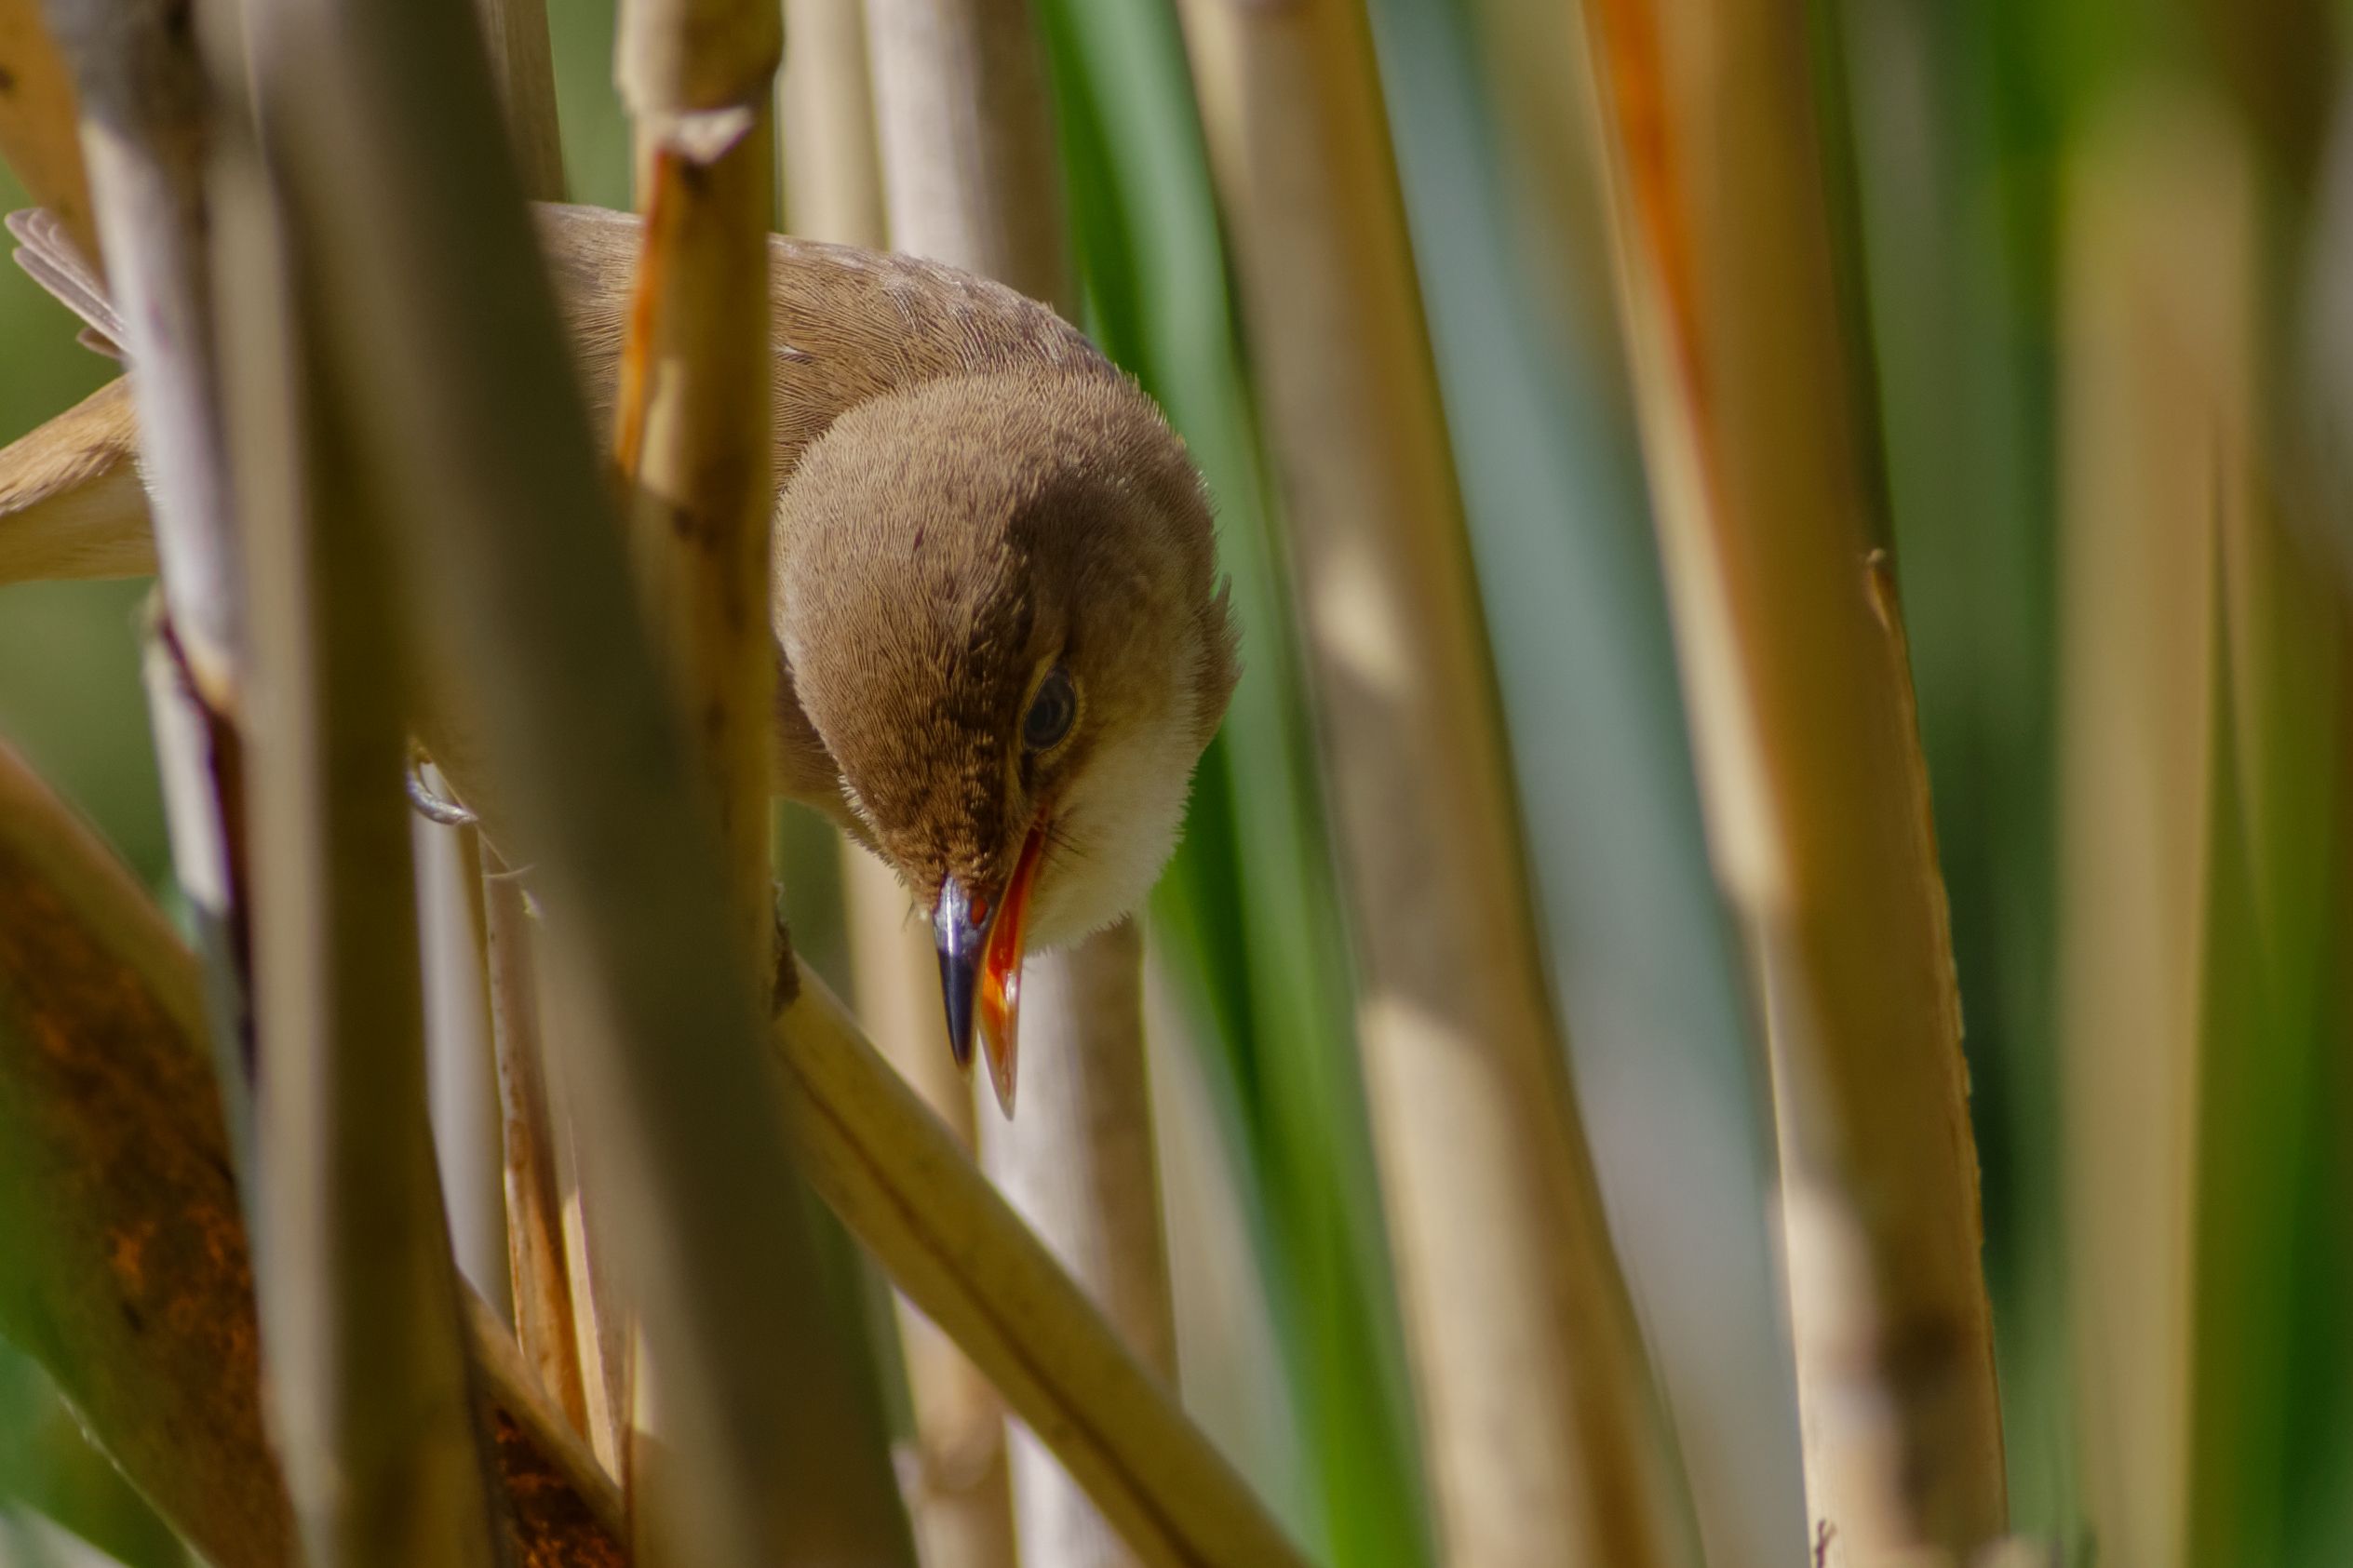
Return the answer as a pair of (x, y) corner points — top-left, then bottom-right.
(932, 818), (1050, 1117)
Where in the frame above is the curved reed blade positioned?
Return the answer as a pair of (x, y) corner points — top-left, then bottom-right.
(0, 739), (625, 1568)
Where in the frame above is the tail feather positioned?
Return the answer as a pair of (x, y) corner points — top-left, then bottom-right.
(7, 208), (126, 358)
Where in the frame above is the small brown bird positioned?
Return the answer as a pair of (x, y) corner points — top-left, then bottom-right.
(0, 203), (1239, 1112)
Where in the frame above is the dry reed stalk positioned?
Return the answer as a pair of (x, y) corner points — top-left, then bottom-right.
(2055, 91), (2252, 1568)
(414, 801), (513, 1312)
(0, 738), (632, 1568)
(611, 2), (898, 1556)
(863, 0), (1067, 301)
(214, 132), (506, 1562)
(773, 964), (1313, 1568)
(36, 0), (262, 1175)
(978, 919), (1178, 1564)
(239, 0), (916, 1560)
(462, 0), (602, 1464)
(485, 862), (596, 1441)
(776, 0), (888, 247)
(0, 0), (97, 263)
(1575, 0), (2007, 1554)
(779, 11), (1018, 1553)
(844, 858), (1019, 1568)
(860, 6), (1176, 1566)
(470, 0), (566, 203)
(41, 0), (237, 702)
(613, 0), (783, 961)
(1176, 1), (1690, 1561)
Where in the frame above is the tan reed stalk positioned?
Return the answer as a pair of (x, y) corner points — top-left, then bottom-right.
(0, 737), (630, 1568)
(1575, 0), (2006, 1555)
(483, 860), (596, 1440)
(773, 962), (1313, 1568)
(2055, 89), (2251, 1568)
(36, 0), (263, 1172)
(842, 860), (1022, 1568)
(863, 0), (1067, 300)
(461, 0), (607, 1462)
(470, 0), (566, 203)
(776, 0), (888, 247)
(213, 130), (506, 1563)
(414, 798), (512, 1311)
(40, 0), (237, 701)
(860, 5), (1177, 1566)
(0, 0), (98, 264)
(977, 919), (1178, 1563)
(610, 3), (913, 1558)
(777, 5), (1016, 1560)
(1176, 0), (1693, 1561)
(238, 0), (919, 1560)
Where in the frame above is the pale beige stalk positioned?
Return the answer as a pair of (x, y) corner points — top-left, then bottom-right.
(42, 0), (239, 702)
(978, 920), (1178, 1565)
(484, 862), (595, 1441)
(2055, 90), (2251, 1568)
(775, 965), (1313, 1568)
(1575, 0), (2005, 1556)
(777, 0), (888, 248)
(39, 0), (260, 1164)
(861, 6), (1176, 1566)
(845, 857), (1022, 1568)
(240, 0), (915, 1562)
(1176, 1), (1690, 1562)
(219, 151), (505, 1566)
(863, 0), (1067, 302)
(414, 804), (512, 1312)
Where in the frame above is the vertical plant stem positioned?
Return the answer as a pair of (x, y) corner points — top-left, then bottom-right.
(42, 0), (238, 698)
(776, 0), (887, 247)
(484, 862), (594, 1441)
(863, 0), (1068, 302)
(845, 856), (1020, 1568)
(43, 0), (259, 1162)
(414, 801), (513, 1313)
(1576, 0), (2007, 1555)
(219, 137), (506, 1565)
(862, 6), (1176, 1566)
(978, 919), (1177, 1567)
(1176, 0), (1691, 1562)
(237, 0), (917, 1561)
(470, 0), (566, 203)
(613, 1), (912, 1560)
(2055, 89), (2250, 1568)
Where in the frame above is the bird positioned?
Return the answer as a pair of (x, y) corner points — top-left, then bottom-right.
(0, 202), (1239, 1114)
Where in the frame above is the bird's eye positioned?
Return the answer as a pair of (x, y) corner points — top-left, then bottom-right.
(1022, 666), (1077, 752)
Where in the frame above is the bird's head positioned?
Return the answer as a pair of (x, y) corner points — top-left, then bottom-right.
(775, 369), (1237, 1111)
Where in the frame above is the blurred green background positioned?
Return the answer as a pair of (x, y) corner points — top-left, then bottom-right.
(4, 0), (2350, 1562)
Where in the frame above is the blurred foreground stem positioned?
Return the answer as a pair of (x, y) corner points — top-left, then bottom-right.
(1577, 0), (2006, 1554)
(1178, 0), (1692, 1561)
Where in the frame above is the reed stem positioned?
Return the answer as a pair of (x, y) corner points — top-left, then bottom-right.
(1177, 0), (1692, 1560)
